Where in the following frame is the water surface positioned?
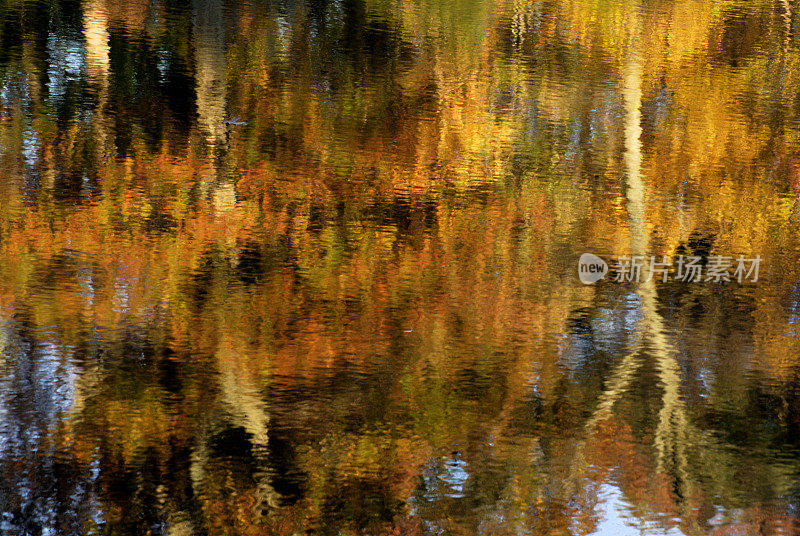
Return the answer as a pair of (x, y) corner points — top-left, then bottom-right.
(2, 0), (800, 534)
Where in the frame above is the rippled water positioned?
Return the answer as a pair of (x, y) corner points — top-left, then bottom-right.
(1, 0), (800, 534)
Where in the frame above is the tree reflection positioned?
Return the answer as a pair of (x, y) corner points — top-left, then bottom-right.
(2, 0), (800, 533)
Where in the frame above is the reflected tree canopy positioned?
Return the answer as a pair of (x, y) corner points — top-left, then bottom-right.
(2, 0), (800, 534)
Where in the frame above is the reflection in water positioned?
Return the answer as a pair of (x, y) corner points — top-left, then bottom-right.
(3, 0), (800, 534)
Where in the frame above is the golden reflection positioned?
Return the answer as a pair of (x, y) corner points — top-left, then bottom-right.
(1, 0), (800, 534)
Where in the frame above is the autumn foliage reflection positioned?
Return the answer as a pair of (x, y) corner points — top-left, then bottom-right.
(2, 0), (800, 534)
